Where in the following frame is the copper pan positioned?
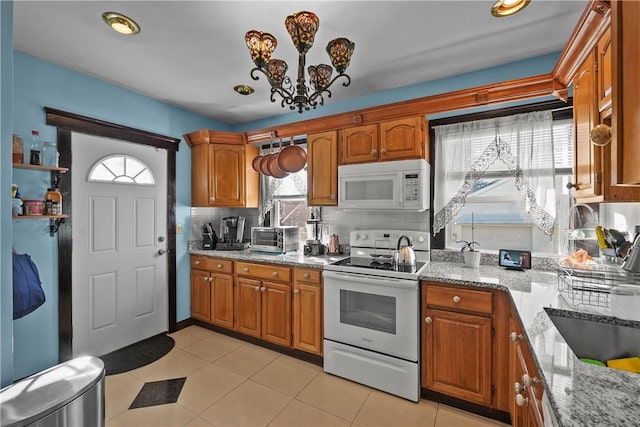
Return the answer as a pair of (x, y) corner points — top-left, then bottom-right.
(259, 141), (275, 176)
(252, 154), (263, 172)
(267, 140), (289, 178)
(259, 153), (273, 176)
(278, 137), (307, 173)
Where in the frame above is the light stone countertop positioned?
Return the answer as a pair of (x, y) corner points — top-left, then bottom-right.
(188, 247), (640, 427)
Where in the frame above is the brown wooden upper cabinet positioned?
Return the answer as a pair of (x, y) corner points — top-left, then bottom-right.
(184, 130), (259, 207)
(307, 131), (338, 206)
(338, 117), (427, 165)
(572, 51), (602, 200)
(610, 0), (640, 195)
(570, 1), (640, 202)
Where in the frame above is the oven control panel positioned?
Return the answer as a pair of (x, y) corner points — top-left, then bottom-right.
(350, 229), (430, 252)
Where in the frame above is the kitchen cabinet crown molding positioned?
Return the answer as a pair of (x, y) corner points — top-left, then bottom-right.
(184, 129), (246, 147)
(551, 0), (611, 89)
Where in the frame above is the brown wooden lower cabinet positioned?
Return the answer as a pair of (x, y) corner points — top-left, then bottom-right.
(210, 272), (234, 329)
(191, 258), (324, 356)
(190, 269), (211, 322)
(421, 282), (512, 416)
(509, 312), (544, 427)
(422, 306), (493, 405)
(293, 268), (323, 355)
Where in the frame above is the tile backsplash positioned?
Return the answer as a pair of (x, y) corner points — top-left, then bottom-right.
(190, 206), (431, 243)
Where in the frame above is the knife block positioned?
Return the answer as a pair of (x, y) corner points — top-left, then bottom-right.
(203, 236), (216, 250)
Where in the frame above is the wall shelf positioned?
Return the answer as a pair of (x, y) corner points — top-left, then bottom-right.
(12, 163), (68, 173)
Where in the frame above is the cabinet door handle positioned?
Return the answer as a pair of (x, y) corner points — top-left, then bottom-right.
(515, 394), (528, 407)
(371, 149), (378, 156)
(244, 267), (249, 273)
(260, 287), (266, 292)
(303, 273), (310, 279)
(210, 196), (215, 202)
(452, 296), (461, 304)
(522, 374), (538, 387)
(195, 260), (200, 265)
(254, 286), (260, 292)
(272, 271), (278, 277)
(209, 277), (213, 282)
(217, 264), (223, 269)
(294, 289), (300, 295)
(510, 332), (523, 342)
(514, 382), (522, 394)
(330, 194), (336, 200)
(424, 316), (432, 324)
(380, 148), (386, 154)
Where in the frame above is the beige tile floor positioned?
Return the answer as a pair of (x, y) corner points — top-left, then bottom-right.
(106, 326), (510, 427)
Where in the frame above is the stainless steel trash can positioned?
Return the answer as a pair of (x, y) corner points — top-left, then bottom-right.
(0, 356), (105, 427)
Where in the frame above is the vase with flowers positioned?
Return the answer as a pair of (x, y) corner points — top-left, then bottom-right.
(457, 212), (481, 268)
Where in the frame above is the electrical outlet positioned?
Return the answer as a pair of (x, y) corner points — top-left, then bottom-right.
(176, 223), (183, 235)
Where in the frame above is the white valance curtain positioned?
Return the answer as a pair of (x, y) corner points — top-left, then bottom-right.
(432, 110), (557, 235)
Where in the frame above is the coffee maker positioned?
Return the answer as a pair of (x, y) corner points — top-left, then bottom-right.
(218, 216), (249, 250)
(304, 209), (329, 256)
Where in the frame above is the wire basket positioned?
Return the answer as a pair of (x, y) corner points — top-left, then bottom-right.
(557, 264), (640, 309)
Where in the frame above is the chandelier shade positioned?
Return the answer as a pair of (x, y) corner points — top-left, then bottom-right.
(245, 31), (277, 69)
(327, 38), (355, 74)
(266, 59), (288, 86)
(284, 11), (319, 54)
(308, 64), (332, 91)
(245, 10), (355, 113)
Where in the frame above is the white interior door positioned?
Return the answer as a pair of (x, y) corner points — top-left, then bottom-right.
(72, 132), (168, 357)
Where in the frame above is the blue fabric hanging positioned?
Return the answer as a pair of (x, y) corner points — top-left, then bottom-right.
(12, 253), (46, 319)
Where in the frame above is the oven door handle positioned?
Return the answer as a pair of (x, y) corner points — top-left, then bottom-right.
(322, 270), (418, 289)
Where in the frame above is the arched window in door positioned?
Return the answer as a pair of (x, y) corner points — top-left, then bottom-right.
(88, 154), (156, 185)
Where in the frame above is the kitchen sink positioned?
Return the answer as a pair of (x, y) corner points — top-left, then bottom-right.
(545, 308), (640, 363)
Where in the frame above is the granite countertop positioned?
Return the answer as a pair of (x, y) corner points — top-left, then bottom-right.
(188, 247), (640, 427)
(189, 247), (348, 269)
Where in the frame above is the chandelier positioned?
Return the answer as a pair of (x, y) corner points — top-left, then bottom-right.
(245, 11), (355, 113)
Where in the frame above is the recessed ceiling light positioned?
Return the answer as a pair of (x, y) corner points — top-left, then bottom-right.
(234, 85), (255, 95)
(491, 0), (531, 17)
(102, 12), (141, 35)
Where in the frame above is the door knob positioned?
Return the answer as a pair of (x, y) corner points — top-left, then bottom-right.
(158, 248), (168, 255)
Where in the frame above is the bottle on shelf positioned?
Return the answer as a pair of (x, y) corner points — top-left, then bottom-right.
(13, 191), (23, 216)
(12, 134), (24, 164)
(29, 130), (42, 165)
(42, 141), (58, 167)
(45, 188), (62, 215)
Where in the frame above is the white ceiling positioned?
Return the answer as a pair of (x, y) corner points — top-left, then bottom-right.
(12, 1), (587, 126)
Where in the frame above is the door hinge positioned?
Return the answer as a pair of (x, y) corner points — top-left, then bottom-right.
(596, 172), (602, 183)
(491, 385), (496, 396)
(492, 327), (496, 337)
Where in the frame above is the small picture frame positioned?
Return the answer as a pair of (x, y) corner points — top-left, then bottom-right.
(499, 249), (531, 270)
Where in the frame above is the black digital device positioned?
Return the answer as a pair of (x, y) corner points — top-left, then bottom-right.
(499, 249), (531, 270)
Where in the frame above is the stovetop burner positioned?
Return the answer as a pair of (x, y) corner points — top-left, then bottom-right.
(329, 257), (426, 275)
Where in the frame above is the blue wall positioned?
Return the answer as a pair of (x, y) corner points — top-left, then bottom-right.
(1, 0), (15, 388)
(231, 52), (561, 132)
(2, 12), (564, 381)
(10, 51), (226, 380)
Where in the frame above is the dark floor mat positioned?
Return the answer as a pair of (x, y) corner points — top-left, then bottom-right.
(100, 334), (175, 376)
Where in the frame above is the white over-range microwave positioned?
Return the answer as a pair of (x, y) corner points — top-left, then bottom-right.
(338, 159), (430, 211)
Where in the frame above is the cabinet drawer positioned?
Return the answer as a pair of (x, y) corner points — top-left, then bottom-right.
(295, 267), (322, 285)
(191, 256), (233, 274)
(425, 284), (492, 315)
(236, 261), (291, 283)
